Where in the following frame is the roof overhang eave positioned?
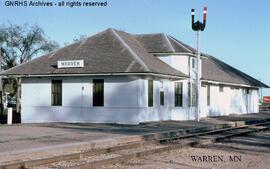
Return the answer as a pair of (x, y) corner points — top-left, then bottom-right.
(201, 79), (268, 88)
(1, 72), (188, 80)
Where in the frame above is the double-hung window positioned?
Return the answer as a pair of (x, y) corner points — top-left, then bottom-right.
(188, 82), (196, 107)
(51, 80), (62, 106)
(207, 85), (211, 106)
(148, 80), (153, 107)
(93, 79), (104, 107)
(160, 91), (164, 106)
(175, 82), (183, 107)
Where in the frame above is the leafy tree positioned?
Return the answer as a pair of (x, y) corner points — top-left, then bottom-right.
(0, 23), (59, 112)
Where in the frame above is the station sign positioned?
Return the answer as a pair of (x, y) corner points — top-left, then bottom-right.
(57, 60), (84, 68)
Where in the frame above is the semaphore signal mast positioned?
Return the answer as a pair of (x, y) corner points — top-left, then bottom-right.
(191, 7), (207, 121)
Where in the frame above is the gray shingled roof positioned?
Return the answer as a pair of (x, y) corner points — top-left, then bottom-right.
(1, 28), (268, 88)
(135, 33), (194, 53)
(1, 29), (187, 78)
(135, 33), (268, 88)
(201, 55), (269, 87)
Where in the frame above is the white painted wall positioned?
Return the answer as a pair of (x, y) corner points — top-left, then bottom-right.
(200, 84), (260, 118)
(138, 79), (171, 122)
(158, 55), (190, 75)
(22, 76), (143, 124)
(21, 76), (177, 124)
(21, 75), (260, 124)
(156, 54), (260, 120)
(20, 52), (260, 124)
(248, 89), (259, 113)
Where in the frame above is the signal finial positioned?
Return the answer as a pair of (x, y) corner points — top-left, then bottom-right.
(191, 9), (195, 15)
(191, 7), (207, 31)
(203, 7), (207, 21)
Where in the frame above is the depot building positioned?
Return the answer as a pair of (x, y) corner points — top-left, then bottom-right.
(1, 28), (268, 123)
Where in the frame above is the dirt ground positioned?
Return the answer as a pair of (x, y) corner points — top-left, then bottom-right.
(0, 113), (269, 167)
(0, 120), (224, 164)
(1, 112), (269, 154)
(0, 121), (214, 153)
(101, 130), (270, 169)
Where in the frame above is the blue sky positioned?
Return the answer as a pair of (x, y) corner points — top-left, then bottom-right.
(1, 0), (270, 95)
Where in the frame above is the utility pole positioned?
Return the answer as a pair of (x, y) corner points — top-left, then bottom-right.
(191, 7), (207, 121)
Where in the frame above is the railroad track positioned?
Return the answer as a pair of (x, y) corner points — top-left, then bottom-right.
(1, 121), (270, 169)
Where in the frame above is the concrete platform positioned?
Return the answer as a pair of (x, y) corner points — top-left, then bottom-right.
(0, 112), (269, 165)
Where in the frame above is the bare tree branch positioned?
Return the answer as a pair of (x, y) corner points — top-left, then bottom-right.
(0, 23), (59, 68)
